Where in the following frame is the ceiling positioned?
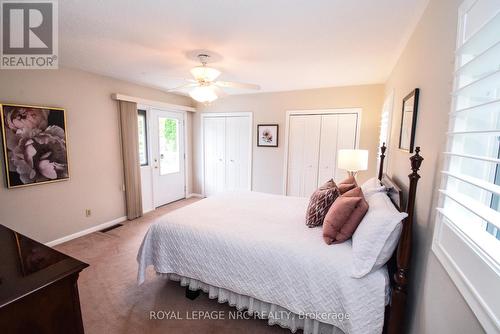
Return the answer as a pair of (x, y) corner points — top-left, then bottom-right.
(59, 0), (429, 95)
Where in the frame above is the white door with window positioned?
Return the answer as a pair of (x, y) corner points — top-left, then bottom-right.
(151, 109), (185, 207)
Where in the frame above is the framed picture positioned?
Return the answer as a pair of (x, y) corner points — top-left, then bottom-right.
(1, 103), (70, 188)
(257, 124), (278, 147)
(399, 88), (420, 153)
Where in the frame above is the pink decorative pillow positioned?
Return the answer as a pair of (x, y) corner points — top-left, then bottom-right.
(338, 176), (358, 194)
(338, 183), (356, 194)
(322, 187), (369, 244)
(306, 186), (340, 228)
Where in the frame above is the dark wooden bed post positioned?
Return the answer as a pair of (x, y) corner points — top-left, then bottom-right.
(378, 143), (387, 181)
(387, 147), (423, 334)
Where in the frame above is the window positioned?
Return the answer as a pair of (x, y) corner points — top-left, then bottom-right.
(379, 90), (394, 150)
(432, 1), (500, 331)
(487, 141), (500, 239)
(138, 109), (148, 166)
(158, 116), (180, 175)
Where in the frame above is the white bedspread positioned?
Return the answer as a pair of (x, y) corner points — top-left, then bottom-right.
(137, 191), (389, 334)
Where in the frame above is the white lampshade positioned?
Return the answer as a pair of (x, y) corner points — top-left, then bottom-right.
(190, 66), (221, 82)
(189, 86), (218, 103)
(337, 149), (369, 172)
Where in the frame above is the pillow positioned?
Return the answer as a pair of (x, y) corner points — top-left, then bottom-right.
(338, 183), (356, 194)
(351, 192), (407, 278)
(361, 177), (386, 198)
(319, 178), (337, 190)
(323, 187), (369, 245)
(338, 175), (357, 194)
(305, 186), (340, 228)
(340, 175), (356, 184)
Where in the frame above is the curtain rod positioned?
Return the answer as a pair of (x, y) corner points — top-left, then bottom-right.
(111, 93), (196, 112)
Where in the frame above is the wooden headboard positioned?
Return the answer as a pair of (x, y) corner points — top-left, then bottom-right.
(380, 175), (403, 212)
(377, 143), (424, 334)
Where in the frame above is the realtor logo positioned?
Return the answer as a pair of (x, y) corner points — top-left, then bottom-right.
(1, 0), (58, 69)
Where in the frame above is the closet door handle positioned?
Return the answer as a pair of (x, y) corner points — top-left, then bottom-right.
(230, 159), (234, 162)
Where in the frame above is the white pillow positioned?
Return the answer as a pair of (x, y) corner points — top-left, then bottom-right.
(360, 177), (385, 198)
(351, 192), (407, 278)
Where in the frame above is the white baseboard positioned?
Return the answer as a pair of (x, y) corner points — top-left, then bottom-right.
(45, 215), (127, 247)
(143, 207), (155, 214)
(187, 193), (204, 198)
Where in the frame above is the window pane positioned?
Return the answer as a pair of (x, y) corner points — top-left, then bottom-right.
(450, 132), (499, 159)
(452, 101), (500, 132)
(138, 110), (148, 166)
(379, 92), (394, 147)
(489, 142), (500, 239)
(158, 117), (180, 175)
(463, 0), (500, 41)
(448, 155), (498, 183)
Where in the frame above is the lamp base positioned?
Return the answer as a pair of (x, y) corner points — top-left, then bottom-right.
(347, 171), (358, 178)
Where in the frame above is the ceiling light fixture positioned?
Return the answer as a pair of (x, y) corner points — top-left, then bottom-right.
(190, 66), (221, 82)
(167, 52), (260, 103)
(188, 85), (218, 103)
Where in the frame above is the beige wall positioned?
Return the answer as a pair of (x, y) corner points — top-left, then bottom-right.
(0, 68), (193, 243)
(194, 84), (384, 195)
(384, 0), (485, 333)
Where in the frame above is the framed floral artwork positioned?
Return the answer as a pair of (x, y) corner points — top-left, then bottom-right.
(0, 103), (70, 188)
(257, 124), (278, 147)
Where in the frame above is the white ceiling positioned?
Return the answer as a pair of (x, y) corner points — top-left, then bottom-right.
(59, 0), (429, 94)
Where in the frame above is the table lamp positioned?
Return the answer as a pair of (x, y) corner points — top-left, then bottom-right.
(337, 149), (368, 178)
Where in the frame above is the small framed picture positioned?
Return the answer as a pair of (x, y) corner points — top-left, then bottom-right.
(257, 124), (278, 147)
(399, 88), (420, 153)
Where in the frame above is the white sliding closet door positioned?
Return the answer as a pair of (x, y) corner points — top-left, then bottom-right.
(286, 112), (358, 197)
(203, 114), (251, 197)
(204, 117), (226, 196)
(317, 115), (339, 187)
(225, 117), (250, 190)
(287, 115), (321, 197)
(334, 114), (357, 180)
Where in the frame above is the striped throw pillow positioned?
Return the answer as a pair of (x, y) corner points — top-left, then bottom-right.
(305, 185), (340, 227)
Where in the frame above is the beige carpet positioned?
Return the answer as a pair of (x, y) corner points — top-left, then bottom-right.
(55, 198), (292, 334)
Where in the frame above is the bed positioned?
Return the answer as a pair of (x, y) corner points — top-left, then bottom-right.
(137, 145), (424, 334)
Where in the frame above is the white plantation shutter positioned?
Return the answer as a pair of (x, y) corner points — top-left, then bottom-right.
(432, 1), (500, 331)
(379, 90), (394, 149)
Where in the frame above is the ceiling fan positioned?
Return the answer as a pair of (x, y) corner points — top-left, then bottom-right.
(168, 54), (260, 103)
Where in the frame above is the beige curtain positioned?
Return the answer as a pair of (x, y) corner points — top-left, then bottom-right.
(118, 100), (143, 220)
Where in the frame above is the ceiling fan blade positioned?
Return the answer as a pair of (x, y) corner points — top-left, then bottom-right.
(212, 85), (228, 98)
(214, 81), (260, 90)
(167, 83), (199, 92)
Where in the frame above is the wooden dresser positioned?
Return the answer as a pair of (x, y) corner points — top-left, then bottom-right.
(0, 224), (88, 334)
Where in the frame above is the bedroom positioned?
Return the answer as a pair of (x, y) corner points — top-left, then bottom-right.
(0, 0), (498, 333)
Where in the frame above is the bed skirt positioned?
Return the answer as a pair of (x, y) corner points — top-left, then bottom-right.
(163, 273), (345, 334)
